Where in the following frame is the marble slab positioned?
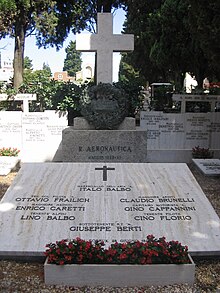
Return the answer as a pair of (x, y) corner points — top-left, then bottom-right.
(62, 129), (148, 162)
(140, 111), (220, 150)
(0, 111), (67, 163)
(192, 159), (220, 176)
(0, 112), (22, 151)
(0, 163), (220, 259)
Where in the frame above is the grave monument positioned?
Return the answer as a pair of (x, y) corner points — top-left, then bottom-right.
(192, 158), (220, 176)
(62, 13), (148, 162)
(0, 162), (220, 258)
(0, 13), (220, 261)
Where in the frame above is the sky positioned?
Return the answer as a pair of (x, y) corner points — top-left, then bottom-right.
(0, 9), (126, 81)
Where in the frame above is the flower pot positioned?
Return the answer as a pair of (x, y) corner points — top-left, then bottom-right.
(44, 255), (195, 287)
(0, 157), (20, 176)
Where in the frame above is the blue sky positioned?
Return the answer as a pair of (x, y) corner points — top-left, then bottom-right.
(0, 9), (125, 80)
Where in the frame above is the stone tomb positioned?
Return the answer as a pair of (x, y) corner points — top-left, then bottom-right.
(192, 159), (220, 176)
(62, 118), (147, 163)
(0, 162), (220, 258)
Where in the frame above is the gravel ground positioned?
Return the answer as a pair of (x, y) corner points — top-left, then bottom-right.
(0, 163), (220, 293)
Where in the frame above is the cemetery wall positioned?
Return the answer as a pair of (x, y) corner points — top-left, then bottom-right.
(1, 110), (219, 163)
(0, 111), (68, 162)
(140, 111), (220, 163)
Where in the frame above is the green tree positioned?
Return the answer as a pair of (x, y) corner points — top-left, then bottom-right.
(63, 41), (82, 77)
(42, 62), (52, 77)
(123, 0), (219, 88)
(148, 0), (210, 88)
(148, 0), (193, 87)
(0, 0), (96, 89)
(24, 56), (33, 70)
(189, 1), (220, 80)
(122, 0), (165, 84)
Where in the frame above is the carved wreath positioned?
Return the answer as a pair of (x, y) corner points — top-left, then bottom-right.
(80, 83), (128, 130)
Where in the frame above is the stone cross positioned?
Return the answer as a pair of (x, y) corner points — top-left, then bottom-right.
(76, 13), (134, 84)
(0, 93), (36, 113)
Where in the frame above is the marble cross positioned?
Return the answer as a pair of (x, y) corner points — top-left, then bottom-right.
(76, 13), (134, 84)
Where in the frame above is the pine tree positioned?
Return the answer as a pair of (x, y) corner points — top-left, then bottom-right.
(63, 41), (82, 77)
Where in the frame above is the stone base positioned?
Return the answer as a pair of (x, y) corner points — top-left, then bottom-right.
(44, 256), (195, 287)
(62, 128), (147, 162)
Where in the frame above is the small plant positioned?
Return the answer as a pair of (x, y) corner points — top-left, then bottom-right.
(0, 147), (20, 157)
(192, 146), (213, 159)
(45, 235), (190, 265)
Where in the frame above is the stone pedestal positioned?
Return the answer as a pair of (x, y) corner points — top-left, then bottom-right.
(62, 118), (147, 162)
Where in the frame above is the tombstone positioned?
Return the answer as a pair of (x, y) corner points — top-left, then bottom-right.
(62, 13), (147, 162)
(1, 12), (220, 262)
(192, 159), (220, 176)
(0, 162), (220, 258)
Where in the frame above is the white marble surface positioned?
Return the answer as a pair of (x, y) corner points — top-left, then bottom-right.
(192, 159), (220, 176)
(0, 112), (22, 151)
(0, 111), (67, 163)
(0, 163), (220, 258)
(140, 112), (220, 150)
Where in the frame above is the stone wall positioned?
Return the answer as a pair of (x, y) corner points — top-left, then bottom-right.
(0, 111), (68, 162)
(140, 111), (220, 162)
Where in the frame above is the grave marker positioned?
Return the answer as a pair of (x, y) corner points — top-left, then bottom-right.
(172, 94), (220, 113)
(0, 162), (219, 258)
(192, 159), (220, 176)
(0, 94), (36, 113)
(76, 13), (134, 84)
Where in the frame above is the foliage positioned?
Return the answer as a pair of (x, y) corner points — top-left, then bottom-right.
(119, 52), (146, 86)
(0, 71), (143, 122)
(148, 0), (195, 87)
(122, 0), (164, 84)
(21, 69), (57, 111)
(192, 146), (213, 159)
(123, 0), (220, 88)
(45, 235), (190, 265)
(63, 41), (82, 77)
(0, 147), (20, 156)
(0, 84), (21, 111)
(53, 82), (86, 113)
(42, 63), (52, 77)
(189, 1), (220, 79)
(115, 80), (144, 117)
(80, 82), (128, 129)
(185, 101), (211, 113)
(0, 0), (101, 88)
(24, 57), (33, 70)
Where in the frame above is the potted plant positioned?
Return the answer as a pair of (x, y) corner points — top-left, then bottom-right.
(44, 235), (195, 287)
(0, 147), (20, 175)
(192, 146), (214, 159)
